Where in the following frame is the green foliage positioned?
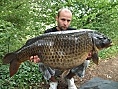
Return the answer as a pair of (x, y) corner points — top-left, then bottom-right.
(0, 61), (42, 89)
(0, 0), (118, 88)
(0, 0), (30, 29)
(99, 45), (118, 59)
(0, 20), (17, 60)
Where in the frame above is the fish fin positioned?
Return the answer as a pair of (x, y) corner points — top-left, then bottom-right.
(3, 52), (16, 64)
(3, 52), (20, 77)
(91, 53), (99, 65)
(10, 59), (21, 77)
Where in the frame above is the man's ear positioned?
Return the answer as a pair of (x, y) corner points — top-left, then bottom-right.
(56, 16), (58, 21)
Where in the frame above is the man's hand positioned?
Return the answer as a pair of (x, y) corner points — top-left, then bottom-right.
(87, 52), (92, 58)
(30, 55), (40, 63)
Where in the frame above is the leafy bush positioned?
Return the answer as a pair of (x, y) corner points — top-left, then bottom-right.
(0, 61), (42, 89)
(0, 20), (18, 61)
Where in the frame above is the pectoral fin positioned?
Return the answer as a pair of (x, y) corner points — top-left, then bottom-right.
(91, 53), (99, 65)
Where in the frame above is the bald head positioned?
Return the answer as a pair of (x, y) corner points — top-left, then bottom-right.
(57, 8), (72, 17)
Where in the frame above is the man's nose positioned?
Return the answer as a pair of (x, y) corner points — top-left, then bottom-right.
(64, 20), (68, 25)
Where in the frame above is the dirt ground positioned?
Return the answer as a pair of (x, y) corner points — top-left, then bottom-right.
(40, 55), (118, 89)
(75, 55), (118, 88)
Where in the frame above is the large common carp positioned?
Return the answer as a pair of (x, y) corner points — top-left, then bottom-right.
(3, 29), (112, 77)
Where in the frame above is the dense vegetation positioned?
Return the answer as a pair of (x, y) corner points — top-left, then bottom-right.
(0, 0), (118, 88)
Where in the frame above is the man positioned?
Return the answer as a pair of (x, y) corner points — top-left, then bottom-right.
(30, 8), (91, 89)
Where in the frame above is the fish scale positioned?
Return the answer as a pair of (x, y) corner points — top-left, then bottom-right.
(38, 32), (93, 69)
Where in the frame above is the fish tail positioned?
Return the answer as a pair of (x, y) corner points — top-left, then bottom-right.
(3, 52), (16, 64)
(10, 59), (20, 77)
(3, 52), (20, 77)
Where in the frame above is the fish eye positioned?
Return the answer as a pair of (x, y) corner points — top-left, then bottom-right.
(97, 36), (103, 39)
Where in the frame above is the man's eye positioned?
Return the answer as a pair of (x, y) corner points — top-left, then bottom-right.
(61, 19), (71, 22)
(67, 20), (70, 22)
(61, 19), (66, 21)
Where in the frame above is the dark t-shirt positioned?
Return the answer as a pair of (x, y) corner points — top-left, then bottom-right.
(44, 26), (76, 33)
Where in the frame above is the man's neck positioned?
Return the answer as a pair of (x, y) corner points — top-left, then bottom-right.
(56, 26), (64, 31)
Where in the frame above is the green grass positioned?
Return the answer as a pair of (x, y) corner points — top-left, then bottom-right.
(99, 45), (118, 59)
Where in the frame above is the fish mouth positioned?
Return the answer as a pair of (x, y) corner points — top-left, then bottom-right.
(109, 43), (113, 46)
(105, 42), (113, 48)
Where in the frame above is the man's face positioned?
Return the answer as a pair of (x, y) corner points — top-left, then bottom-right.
(56, 11), (72, 30)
